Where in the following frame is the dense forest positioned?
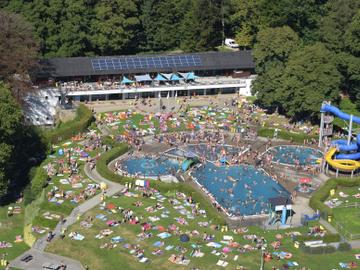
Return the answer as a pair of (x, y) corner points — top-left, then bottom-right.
(0, 0), (360, 199)
(1, 0), (359, 118)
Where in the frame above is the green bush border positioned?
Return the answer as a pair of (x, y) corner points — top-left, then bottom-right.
(45, 104), (94, 144)
(295, 233), (341, 243)
(257, 127), (317, 143)
(309, 177), (360, 218)
(96, 143), (226, 224)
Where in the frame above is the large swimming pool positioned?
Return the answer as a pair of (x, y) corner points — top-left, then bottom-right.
(191, 163), (289, 216)
(267, 145), (322, 166)
(120, 156), (180, 177)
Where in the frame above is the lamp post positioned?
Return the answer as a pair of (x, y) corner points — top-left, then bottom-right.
(260, 246), (265, 270)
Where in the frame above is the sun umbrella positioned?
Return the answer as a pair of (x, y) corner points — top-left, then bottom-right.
(299, 178), (311, 184)
(180, 234), (190, 242)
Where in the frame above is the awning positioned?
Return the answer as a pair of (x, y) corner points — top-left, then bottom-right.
(134, 74), (152, 82)
(178, 72), (199, 80)
(160, 73), (172, 81)
(121, 76), (134, 84)
(170, 73), (182, 81)
(187, 72), (199, 80)
(154, 74), (167, 81)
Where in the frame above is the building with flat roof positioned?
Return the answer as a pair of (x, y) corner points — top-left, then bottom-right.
(28, 51), (256, 125)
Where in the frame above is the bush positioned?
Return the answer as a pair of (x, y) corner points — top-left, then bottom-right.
(96, 143), (226, 225)
(337, 242), (352, 251)
(257, 127), (317, 143)
(302, 245), (336, 254)
(24, 166), (48, 205)
(45, 105), (94, 144)
(295, 233), (341, 243)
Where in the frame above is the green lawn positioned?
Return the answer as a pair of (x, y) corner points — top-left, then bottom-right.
(0, 205), (29, 269)
(47, 188), (359, 270)
(333, 207), (360, 237)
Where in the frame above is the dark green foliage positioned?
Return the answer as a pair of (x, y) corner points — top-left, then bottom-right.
(180, 0), (223, 52)
(29, 167), (48, 200)
(45, 105), (94, 144)
(0, 83), (47, 203)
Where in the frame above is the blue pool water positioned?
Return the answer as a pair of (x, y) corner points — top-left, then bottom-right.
(121, 156), (180, 177)
(166, 144), (240, 162)
(191, 163), (289, 216)
(268, 145), (322, 166)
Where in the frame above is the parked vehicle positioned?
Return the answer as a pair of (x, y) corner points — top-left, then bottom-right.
(225, 38), (239, 48)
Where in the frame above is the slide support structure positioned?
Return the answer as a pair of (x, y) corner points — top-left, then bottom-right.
(319, 110), (325, 148)
(348, 115), (353, 146)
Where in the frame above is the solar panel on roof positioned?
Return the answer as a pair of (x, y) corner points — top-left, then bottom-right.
(91, 55), (202, 71)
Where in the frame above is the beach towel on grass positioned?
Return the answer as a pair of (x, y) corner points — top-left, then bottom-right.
(157, 232), (171, 239)
(111, 236), (124, 243)
(207, 242), (222, 248)
(153, 241), (164, 247)
(96, 214), (107, 221)
(339, 262), (350, 268)
(287, 262), (298, 267)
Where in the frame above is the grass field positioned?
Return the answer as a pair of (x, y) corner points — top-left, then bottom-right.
(333, 207), (360, 237)
(47, 188), (360, 270)
(0, 206), (29, 270)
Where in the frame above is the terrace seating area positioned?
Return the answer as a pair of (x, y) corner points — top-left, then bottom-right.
(58, 74), (249, 93)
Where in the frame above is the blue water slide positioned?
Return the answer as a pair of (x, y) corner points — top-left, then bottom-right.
(181, 159), (193, 172)
(322, 104), (360, 160)
(321, 104), (360, 124)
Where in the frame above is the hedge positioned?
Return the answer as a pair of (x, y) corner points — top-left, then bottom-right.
(295, 233), (341, 243)
(309, 177), (360, 218)
(257, 127), (317, 143)
(24, 166), (48, 205)
(45, 104), (94, 144)
(96, 143), (226, 225)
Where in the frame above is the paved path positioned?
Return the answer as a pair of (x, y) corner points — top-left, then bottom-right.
(10, 163), (125, 269)
(10, 248), (85, 270)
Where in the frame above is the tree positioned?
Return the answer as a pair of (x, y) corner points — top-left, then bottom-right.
(0, 83), (23, 198)
(0, 10), (39, 100)
(253, 26), (300, 74)
(317, 0), (360, 52)
(280, 43), (341, 120)
(180, 0), (222, 52)
(91, 0), (140, 55)
(140, 0), (188, 52)
(56, 0), (94, 57)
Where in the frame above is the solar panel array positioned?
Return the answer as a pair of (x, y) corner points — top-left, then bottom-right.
(91, 55), (202, 71)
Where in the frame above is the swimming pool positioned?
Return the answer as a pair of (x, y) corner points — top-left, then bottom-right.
(267, 145), (322, 166)
(120, 156), (180, 177)
(191, 163), (289, 216)
(165, 144), (241, 162)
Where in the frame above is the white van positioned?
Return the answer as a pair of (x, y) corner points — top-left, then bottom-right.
(225, 38), (239, 48)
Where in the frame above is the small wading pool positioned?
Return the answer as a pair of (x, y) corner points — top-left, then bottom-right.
(266, 145), (322, 166)
(120, 156), (180, 177)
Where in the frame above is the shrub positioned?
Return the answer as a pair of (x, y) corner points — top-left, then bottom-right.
(30, 167), (48, 199)
(295, 233), (341, 243)
(257, 127), (317, 143)
(45, 104), (93, 144)
(302, 245), (336, 254)
(337, 242), (352, 251)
